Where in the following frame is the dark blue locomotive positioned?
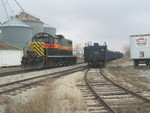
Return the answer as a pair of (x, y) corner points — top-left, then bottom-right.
(21, 32), (77, 68)
(84, 43), (124, 67)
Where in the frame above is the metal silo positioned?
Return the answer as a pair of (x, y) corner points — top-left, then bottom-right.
(0, 29), (2, 40)
(0, 18), (32, 48)
(17, 12), (43, 37)
(43, 23), (56, 36)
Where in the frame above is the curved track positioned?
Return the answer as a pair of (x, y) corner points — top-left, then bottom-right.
(0, 66), (87, 95)
(78, 68), (150, 113)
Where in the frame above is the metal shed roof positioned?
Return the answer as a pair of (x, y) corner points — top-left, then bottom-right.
(16, 12), (42, 23)
(0, 42), (21, 50)
(0, 18), (31, 28)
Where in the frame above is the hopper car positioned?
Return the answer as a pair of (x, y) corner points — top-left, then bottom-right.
(84, 43), (123, 67)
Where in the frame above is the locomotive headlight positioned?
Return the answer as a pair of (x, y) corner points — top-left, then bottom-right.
(101, 49), (104, 51)
(94, 51), (99, 55)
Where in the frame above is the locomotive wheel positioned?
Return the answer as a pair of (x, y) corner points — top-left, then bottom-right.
(134, 60), (138, 69)
(146, 61), (150, 68)
(103, 63), (106, 68)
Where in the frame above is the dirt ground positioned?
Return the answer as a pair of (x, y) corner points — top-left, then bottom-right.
(0, 71), (88, 113)
(106, 58), (150, 93)
(0, 57), (150, 113)
(0, 67), (22, 73)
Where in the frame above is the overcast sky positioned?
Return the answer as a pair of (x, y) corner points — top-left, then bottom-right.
(1, 0), (150, 52)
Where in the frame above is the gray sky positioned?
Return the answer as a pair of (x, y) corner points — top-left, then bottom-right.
(1, 0), (150, 52)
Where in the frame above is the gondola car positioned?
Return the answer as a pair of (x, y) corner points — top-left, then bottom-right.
(21, 32), (77, 68)
(84, 42), (123, 67)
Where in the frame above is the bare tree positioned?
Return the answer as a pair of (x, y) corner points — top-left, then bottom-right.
(73, 43), (84, 58)
(122, 44), (130, 57)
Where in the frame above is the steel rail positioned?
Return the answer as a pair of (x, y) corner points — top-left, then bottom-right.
(0, 69), (33, 77)
(84, 68), (117, 113)
(100, 69), (150, 103)
(0, 66), (88, 95)
(0, 62), (85, 77)
(0, 66), (87, 87)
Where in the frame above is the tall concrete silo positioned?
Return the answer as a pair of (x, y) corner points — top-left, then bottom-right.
(17, 12), (43, 37)
(43, 23), (56, 36)
(0, 29), (2, 40)
(0, 18), (32, 48)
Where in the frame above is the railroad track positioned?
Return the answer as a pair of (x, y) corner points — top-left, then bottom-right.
(0, 69), (35, 77)
(0, 62), (85, 77)
(0, 66), (87, 95)
(77, 68), (150, 113)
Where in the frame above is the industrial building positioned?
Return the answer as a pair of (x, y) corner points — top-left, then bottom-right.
(43, 23), (56, 36)
(16, 12), (44, 37)
(0, 12), (56, 49)
(0, 17), (32, 48)
(0, 42), (23, 67)
(16, 12), (56, 36)
(0, 12), (56, 67)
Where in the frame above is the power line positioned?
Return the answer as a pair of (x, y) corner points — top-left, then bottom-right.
(2, 0), (9, 19)
(6, 0), (14, 16)
(14, 0), (24, 12)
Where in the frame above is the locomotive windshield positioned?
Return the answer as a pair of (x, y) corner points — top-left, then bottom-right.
(54, 38), (58, 44)
(32, 36), (54, 43)
(101, 48), (105, 51)
(33, 37), (49, 42)
(68, 41), (72, 45)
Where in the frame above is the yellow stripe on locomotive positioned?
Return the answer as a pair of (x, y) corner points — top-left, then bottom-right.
(29, 42), (44, 56)
(29, 42), (73, 56)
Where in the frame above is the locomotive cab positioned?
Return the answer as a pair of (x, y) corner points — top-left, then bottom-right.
(21, 33), (55, 68)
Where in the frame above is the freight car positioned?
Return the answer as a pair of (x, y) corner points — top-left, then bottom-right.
(21, 32), (77, 68)
(84, 43), (123, 67)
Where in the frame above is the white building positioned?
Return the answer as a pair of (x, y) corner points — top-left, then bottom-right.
(0, 42), (23, 67)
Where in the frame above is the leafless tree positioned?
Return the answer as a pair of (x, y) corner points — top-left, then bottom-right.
(73, 43), (84, 58)
(122, 44), (130, 57)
